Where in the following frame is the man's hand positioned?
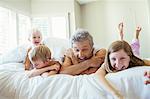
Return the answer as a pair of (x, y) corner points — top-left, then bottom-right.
(80, 67), (99, 74)
(65, 48), (78, 64)
(65, 48), (74, 57)
(87, 57), (104, 68)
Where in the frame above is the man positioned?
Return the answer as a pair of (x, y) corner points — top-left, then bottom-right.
(59, 29), (106, 75)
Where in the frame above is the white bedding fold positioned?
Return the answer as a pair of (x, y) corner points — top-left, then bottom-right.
(0, 63), (150, 99)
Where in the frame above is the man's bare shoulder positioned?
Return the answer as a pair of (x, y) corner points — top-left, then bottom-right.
(95, 48), (106, 57)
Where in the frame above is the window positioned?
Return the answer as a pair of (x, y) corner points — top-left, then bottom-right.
(31, 15), (69, 39)
(0, 6), (31, 54)
(18, 14), (31, 45)
(0, 6), (69, 54)
(51, 16), (68, 39)
(31, 17), (49, 39)
(0, 7), (17, 54)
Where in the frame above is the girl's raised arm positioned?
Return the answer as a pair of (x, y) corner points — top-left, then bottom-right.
(95, 65), (123, 99)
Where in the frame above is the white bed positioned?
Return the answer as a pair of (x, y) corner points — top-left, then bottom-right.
(0, 63), (150, 99)
(0, 38), (150, 99)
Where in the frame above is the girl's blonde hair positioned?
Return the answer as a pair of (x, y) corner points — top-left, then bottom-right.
(104, 40), (144, 73)
(28, 45), (51, 63)
(28, 28), (42, 40)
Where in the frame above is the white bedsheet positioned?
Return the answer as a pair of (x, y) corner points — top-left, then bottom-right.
(0, 63), (150, 99)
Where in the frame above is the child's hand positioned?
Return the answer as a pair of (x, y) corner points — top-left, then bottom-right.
(118, 22), (124, 40)
(144, 71), (150, 85)
(113, 91), (124, 99)
(49, 64), (60, 71)
(135, 26), (141, 39)
(118, 22), (123, 32)
(41, 72), (49, 77)
(136, 26), (142, 33)
(54, 64), (60, 71)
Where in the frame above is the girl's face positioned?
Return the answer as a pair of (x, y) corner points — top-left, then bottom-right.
(30, 32), (42, 46)
(109, 49), (130, 71)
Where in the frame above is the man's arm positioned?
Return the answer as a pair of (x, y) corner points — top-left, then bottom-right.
(80, 67), (99, 75)
(80, 48), (106, 74)
(60, 56), (91, 75)
(64, 48), (78, 65)
(60, 48), (106, 75)
(93, 48), (106, 64)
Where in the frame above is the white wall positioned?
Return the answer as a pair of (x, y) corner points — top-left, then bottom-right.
(0, 0), (80, 44)
(81, 0), (150, 58)
(0, 0), (31, 15)
(0, 0), (149, 57)
(74, 0), (82, 29)
(31, 0), (76, 36)
(148, 0), (150, 27)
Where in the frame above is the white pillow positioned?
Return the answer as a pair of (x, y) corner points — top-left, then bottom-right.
(0, 37), (70, 64)
(106, 66), (150, 99)
(0, 44), (29, 65)
(43, 37), (70, 61)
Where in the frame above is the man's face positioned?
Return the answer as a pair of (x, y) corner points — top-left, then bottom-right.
(72, 40), (93, 61)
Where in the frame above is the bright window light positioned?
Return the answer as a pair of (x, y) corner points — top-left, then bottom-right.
(18, 14), (31, 45)
(0, 6), (31, 54)
(51, 17), (67, 39)
(32, 17), (49, 39)
(0, 7), (17, 54)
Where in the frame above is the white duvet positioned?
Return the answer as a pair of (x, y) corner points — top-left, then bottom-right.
(0, 63), (150, 99)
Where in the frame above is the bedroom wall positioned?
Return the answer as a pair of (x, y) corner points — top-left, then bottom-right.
(0, 0), (31, 15)
(81, 0), (150, 58)
(0, 0), (149, 57)
(0, 0), (80, 37)
(148, 0), (150, 27)
(31, 0), (77, 37)
(74, 0), (82, 29)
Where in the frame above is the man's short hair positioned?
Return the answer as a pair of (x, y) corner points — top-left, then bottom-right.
(71, 29), (94, 47)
